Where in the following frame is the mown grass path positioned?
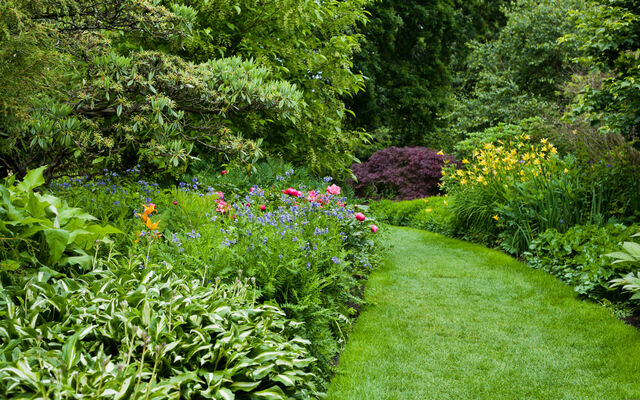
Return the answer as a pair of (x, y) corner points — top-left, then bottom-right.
(327, 227), (640, 399)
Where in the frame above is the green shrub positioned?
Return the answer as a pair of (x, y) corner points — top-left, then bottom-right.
(369, 197), (454, 236)
(525, 224), (640, 300)
(0, 167), (121, 274)
(0, 260), (322, 399)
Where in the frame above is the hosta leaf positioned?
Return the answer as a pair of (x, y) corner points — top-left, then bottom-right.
(230, 381), (261, 391)
(249, 386), (286, 400)
(606, 251), (636, 263)
(217, 387), (235, 400)
(271, 374), (295, 387)
(252, 352), (280, 364)
(62, 330), (82, 370)
(621, 241), (640, 258)
(251, 363), (275, 380)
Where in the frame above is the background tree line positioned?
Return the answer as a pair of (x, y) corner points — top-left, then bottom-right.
(1, 0), (638, 181)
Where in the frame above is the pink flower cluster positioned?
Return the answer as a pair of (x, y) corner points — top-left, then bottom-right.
(282, 187), (303, 197)
(326, 184), (341, 195)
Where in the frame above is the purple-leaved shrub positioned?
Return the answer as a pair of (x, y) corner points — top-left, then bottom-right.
(350, 146), (460, 200)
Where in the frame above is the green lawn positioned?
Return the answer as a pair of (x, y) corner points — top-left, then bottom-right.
(328, 226), (640, 400)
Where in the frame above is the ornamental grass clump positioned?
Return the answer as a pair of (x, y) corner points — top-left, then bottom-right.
(350, 146), (461, 200)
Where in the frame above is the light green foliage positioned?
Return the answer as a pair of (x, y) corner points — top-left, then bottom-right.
(328, 227), (640, 399)
(174, 0), (372, 174)
(0, 0), (324, 181)
(369, 197), (454, 236)
(0, 261), (322, 398)
(526, 224), (640, 300)
(0, 167), (120, 272)
(609, 233), (640, 300)
(454, 117), (563, 160)
(447, 0), (588, 139)
(443, 133), (639, 253)
(562, 0), (640, 138)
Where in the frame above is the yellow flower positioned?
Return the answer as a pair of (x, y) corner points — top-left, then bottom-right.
(550, 147), (557, 154)
(426, 208), (432, 212)
(437, 150), (444, 155)
(564, 168), (569, 173)
(462, 158), (469, 164)
(492, 215), (499, 221)
(540, 138), (548, 144)
(443, 200), (448, 206)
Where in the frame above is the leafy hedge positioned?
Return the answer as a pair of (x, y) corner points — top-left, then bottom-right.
(369, 197), (454, 236)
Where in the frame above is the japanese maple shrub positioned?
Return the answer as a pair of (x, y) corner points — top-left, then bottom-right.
(350, 147), (460, 200)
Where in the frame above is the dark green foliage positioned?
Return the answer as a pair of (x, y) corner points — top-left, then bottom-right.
(526, 224), (640, 300)
(0, 261), (322, 398)
(563, 0), (640, 139)
(0, 167), (121, 273)
(447, 0), (587, 139)
(0, 0), (372, 180)
(346, 1), (456, 148)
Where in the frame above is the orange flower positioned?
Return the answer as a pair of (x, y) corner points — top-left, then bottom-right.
(142, 203), (156, 215)
(145, 218), (159, 230)
(137, 213), (149, 222)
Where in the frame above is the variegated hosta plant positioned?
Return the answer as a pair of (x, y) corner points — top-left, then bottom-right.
(609, 233), (640, 301)
(0, 258), (322, 399)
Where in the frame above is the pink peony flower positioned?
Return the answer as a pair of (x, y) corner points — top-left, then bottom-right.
(326, 184), (341, 195)
(282, 188), (302, 197)
(216, 199), (228, 214)
(173, 200), (178, 205)
(355, 212), (365, 221)
(306, 190), (318, 202)
(215, 191), (224, 200)
(260, 204), (266, 211)
(221, 170), (227, 175)
(371, 224), (378, 233)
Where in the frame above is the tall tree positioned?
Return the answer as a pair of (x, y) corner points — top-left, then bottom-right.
(446, 0), (587, 139)
(564, 0), (640, 140)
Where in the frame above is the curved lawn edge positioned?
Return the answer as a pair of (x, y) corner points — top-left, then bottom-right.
(328, 226), (640, 400)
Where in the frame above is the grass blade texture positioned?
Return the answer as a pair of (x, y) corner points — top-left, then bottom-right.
(328, 227), (640, 400)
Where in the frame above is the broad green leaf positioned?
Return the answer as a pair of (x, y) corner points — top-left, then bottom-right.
(43, 228), (70, 265)
(249, 386), (286, 400)
(16, 166), (46, 192)
(621, 241), (640, 258)
(217, 388), (235, 400)
(230, 381), (261, 391)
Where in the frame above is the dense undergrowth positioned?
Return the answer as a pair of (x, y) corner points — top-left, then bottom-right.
(0, 164), (385, 398)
